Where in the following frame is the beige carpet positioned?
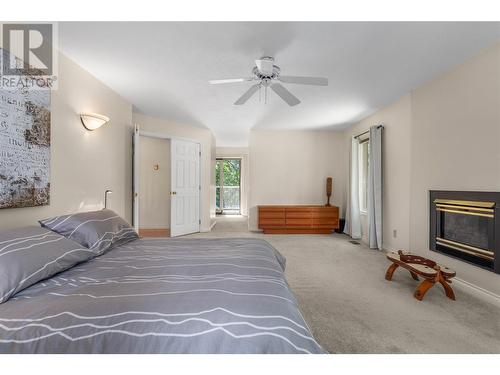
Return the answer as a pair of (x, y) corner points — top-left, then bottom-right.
(188, 215), (500, 354)
(211, 215), (250, 232)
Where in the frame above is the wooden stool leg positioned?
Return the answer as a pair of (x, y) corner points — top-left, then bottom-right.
(409, 271), (419, 281)
(414, 279), (435, 301)
(438, 276), (456, 300)
(385, 263), (399, 281)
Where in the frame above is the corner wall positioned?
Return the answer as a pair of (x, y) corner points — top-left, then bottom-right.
(248, 130), (345, 231)
(344, 42), (500, 295)
(409, 43), (500, 295)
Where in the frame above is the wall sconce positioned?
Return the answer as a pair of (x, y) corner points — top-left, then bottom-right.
(80, 113), (110, 131)
(104, 189), (113, 209)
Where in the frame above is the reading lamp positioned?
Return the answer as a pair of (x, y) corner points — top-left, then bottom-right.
(104, 190), (113, 209)
(80, 113), (110, 131)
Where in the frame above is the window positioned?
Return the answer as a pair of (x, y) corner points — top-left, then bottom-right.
(358, 139), (369, 213)
(215, 158), (241, 214)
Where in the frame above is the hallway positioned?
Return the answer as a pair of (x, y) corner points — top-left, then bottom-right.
(212, 215), (249, 233)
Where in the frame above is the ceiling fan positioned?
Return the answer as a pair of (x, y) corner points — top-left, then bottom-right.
(209, 56), (328, 107)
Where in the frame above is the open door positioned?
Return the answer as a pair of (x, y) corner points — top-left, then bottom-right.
(170, 139), (200, 237)
(132, 124), (140, 232)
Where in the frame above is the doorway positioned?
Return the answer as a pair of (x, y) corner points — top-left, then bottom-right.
(138, 136), (170, 237)
(215, 158), (241, 215)
(133, 126), (201, 237)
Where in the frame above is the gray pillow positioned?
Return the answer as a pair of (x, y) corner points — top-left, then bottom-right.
(0, 226), (94, 304)
(39, 209), (138, 255)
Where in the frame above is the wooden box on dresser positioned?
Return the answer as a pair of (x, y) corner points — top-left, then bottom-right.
(258, 205), (339, 234)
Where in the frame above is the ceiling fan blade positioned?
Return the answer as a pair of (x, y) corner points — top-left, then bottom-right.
(209, 78), (252, 85)
(255, 58), (274, 76)
(278, 75), (328, 86)
(270, 83), (301, 106)
(234, 84), (261, 105)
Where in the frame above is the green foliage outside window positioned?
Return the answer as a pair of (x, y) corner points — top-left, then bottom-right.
(216, 159), (241, 211)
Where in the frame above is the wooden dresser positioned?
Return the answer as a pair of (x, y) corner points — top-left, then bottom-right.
(258, 205), (339, 234)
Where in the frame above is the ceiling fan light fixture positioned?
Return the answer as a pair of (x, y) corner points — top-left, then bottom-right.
(209, 56), (328, 107)
(255, 56), (275, 76)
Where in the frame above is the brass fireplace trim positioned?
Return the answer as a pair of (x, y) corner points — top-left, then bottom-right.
(434, 199), (495, 218)
(435, 203), (494, 213)
(434, 199), (495, 209)
(436, 207), (494, 218)
(436, 237), (494, 261)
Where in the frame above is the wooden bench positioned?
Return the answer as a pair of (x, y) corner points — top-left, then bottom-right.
(385, 250), (456, 301)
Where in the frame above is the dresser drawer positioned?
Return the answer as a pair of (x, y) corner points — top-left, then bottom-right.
(260, 210), (285, 219)
(313, 217), (339, 227)
(259, 218), (285, 226)
(258, 207), (285, 227)
(286, 218), (313, 227)
(311, 207), (338, 216)
(285, 208), (312, 218)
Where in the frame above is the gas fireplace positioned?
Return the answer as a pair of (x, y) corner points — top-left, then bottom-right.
(430, 191), (499, 274)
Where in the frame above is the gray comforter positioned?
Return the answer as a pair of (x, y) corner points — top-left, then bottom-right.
(0, 238), (324, 354)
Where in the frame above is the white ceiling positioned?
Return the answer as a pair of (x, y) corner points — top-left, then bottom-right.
(59, 22), (500, 146)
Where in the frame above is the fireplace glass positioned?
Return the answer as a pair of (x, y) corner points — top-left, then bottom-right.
(441, 211), (490, 250)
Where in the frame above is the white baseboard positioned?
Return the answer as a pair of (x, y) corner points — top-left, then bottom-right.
(453, 277), (500, 307)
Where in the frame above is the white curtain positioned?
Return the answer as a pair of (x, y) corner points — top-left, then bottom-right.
(368, 125), (383, 249)
(344, 136), (361, 239)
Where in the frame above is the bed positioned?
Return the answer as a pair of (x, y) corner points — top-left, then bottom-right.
(0, 230), (324, 354)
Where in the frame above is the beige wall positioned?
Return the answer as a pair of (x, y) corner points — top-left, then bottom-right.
(344, 43), (500, 295)
(342, 95), (412, 249)
(132, 113), (215, 232)
(248, 130), (345, 231)
(409, 43), (500, 295)
(138, 136), (170, 229)
(0, 52), (133, 229)
(0, 54), (215, 233)
(210, 133), (217, 228)
(216, 147), (250, 217)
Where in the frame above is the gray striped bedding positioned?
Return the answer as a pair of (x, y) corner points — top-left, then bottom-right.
(0, 237), (324, 354)
(39, 209), (139, 255)
(0, 227), (95, 304)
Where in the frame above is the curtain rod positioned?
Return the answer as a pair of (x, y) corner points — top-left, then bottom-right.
(354, 125), (383, 139)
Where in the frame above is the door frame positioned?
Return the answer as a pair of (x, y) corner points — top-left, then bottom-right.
(133, 125), (203, 235)
(216, 157), (242, 215)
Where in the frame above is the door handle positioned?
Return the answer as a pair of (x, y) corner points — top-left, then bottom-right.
(171, 191), (177, 195)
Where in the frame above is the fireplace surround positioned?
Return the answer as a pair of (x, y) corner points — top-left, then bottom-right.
(429, 191), (499, 274)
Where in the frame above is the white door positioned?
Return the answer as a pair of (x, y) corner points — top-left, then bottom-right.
(133, 124), (140, 232)
(170, 139), (200, 237)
